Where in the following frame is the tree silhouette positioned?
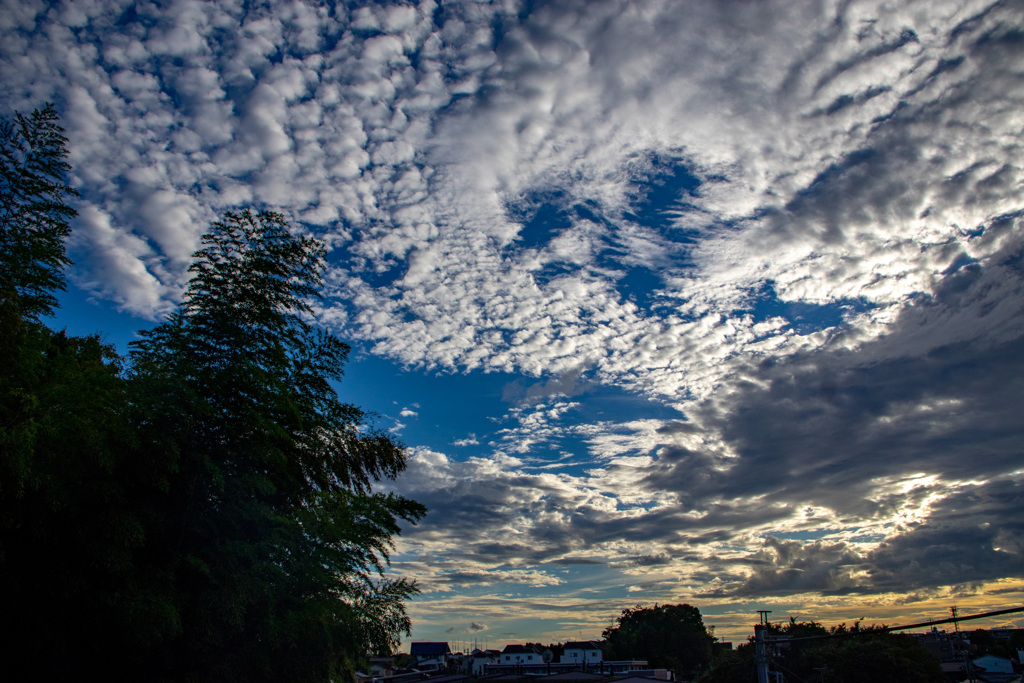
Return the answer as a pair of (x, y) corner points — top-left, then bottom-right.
(1, 104), (145, 680)
(1, 102), (425, 681)
(603, 603), (715, 678)
(0, 103), (77, 321)
(128, 210), (426, 680)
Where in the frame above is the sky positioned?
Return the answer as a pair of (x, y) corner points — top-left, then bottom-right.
(3, 0), (1024, 648)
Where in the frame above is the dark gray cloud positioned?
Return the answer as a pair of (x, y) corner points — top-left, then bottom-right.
(645, 226), (1024, 597)
(610, 553), (673, 568)
(695, 478), (1023, 599)
(865, 479), (1024, 590)
(698, 537), (866, 598)
(682, 242), (1024, 512)
(552, 557), (606, 566)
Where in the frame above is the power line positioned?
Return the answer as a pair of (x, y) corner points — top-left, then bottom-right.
(754, 604), (1024, 683)
(766, 605), (1024, 643)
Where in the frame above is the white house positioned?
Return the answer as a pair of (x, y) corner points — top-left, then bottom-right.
(501, 644), (544, 665)
(471, 649), (501, 675)
(562, 641), (604, 666)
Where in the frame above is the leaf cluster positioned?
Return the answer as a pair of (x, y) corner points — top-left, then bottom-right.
(0, 103), (77, 320)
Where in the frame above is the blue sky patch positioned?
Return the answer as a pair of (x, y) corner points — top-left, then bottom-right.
(507, 190), (572, 250)
(615, 265), (663, 310)
(623, 154), (702, 231)
(741, 282), (875, 335)
(50, 283), (157, 353)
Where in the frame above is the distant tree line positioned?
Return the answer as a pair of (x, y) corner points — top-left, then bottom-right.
(697, 618), (945, 683)
(599, 604), (946, 683)
(1, 104), (425, 681)
(969, 627), (1024, 660)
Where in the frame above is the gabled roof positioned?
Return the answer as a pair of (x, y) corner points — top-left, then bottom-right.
(502, 644), (542, 654)
(410, 642), (451, 656)
(564, 640), (604, 650)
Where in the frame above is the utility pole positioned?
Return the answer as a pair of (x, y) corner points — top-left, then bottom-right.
(755, 611), (772, 683)
(951, 606), (975, 683)
(743, 604), (1024, 683)
(755, 625), (769, 683)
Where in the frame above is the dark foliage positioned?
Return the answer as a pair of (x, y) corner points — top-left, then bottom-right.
(602, 603), (715, 678)
(126, 210), (426, 681)
(0, 104), (424, 682)
(970, 628), (1024, 660)
(0, 105), (141, 678)
(698, 620), (945, 683)
(0, 320), (146, 679)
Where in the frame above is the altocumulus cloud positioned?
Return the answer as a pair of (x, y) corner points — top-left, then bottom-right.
(4, 0), (1024, 643)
